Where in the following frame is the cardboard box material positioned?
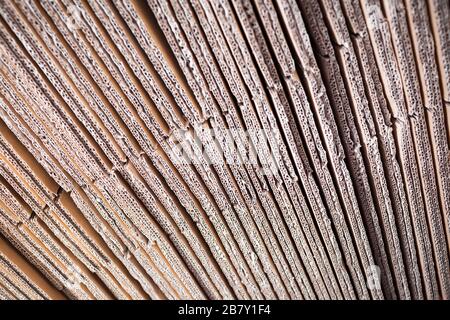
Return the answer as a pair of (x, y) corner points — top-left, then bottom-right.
(0, 0), (449, 300)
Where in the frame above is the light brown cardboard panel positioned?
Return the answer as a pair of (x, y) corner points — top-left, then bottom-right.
(0, 0), (450, 300)
(0, 234), (66, 300)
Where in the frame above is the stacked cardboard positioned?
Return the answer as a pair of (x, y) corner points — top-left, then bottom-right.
(0, 0), (449, 300)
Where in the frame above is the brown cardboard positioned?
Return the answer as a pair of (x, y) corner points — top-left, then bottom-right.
(0, 0), (449, 301)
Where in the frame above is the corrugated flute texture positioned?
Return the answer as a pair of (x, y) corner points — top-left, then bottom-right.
(0, 0), (449, 300)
